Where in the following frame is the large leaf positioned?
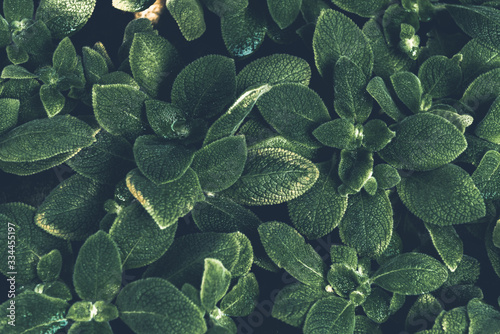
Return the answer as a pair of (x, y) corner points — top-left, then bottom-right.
(472, 150), (500, 200)
(303, 296), (356, 334)
(200, 258), (232, 311)
(424, 223), (463, 272)
(200, 0), (248, 16)
(460, 39), (500, 85)
(82, 46), (109, 84)
(36, 0), (96, 38)
(73, 231), (122, 302)
(0, 98), (20, 136)
(371, 253), (449, 295)
(0, 150), (80, 176)
(223, 148), (319, 205)
(467, 298), (500, 334)
(116, 278), (207, 334)
(220, 273), (259, 317)
(267, 0), (302, 29)
(418, 55), (462, 99)
(475, 95), (500, 144)
(390, 71), (422, 114)
(397, 164), (486, 225)
(166, 0), (206, 41)
(258, 222), (327, 287)
(3, 0), (34, 23)
(461, 68), (500, 112)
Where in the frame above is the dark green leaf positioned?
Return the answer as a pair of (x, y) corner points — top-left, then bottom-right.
(166, 0), (206, 41)
(303, 296), (355, 334)
(354, 315), (382, 334)
(1, 65), (37, 79)
(145, 100), (187, 139)
(331, 0), (389, 17)
(405, 294), (443, 333)
(267, 0), (302, 29)
(201, 258), (232, 311)
(475, 95), (500, 144)
(0, 150), (79, 176)
(362, 288), (391, 323)
(112, 0), (156, 11)
(373, 164), (401, 189)
(460, 39), (500, 85)
(313, 119), (360, 150)
(40, 84), (66, 117)
(425, 223), (463, 272)
(37, 249), (62, 282)
(390, 71), (422, 113)
(83, 46), (109, 84)
(418, 55), (462, 99)
(472, 150), (500, 200)
(433, 307), (468, 334)
(461, 68), (500, 112)
(201, 0), (248, 16)
(0, 98), (19, 136)
(366, 76), (405, 122)
(230, 232), (253, 277)
(327, 263), (360, 297)
(220, 273), (259, 317)
(330, 245), (358, 269)
(118, 18), (156, 61)
(53, 37), (78, 74)
(3, 0), (34, 23)
(338, 149), (374, 193)
(69, 319), (113, 333)
(362, 119), (395, 152)
(467, 298), (500, 334)
(94, 301), (119, 322)
(66, 301), (93, 322)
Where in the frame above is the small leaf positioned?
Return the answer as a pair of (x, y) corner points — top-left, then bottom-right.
(1, 65), (37, 79)
(258, 221), (327, 287)
(126, 168), (204, 229)
(430, 107), (474, 133)
(145, 100), (187, 139)
(73, 231), (122, 302)
(475, 95), (500, 144)
(166, 0), (206, 41)
(418, 55), (462, 99)
(397, 164), (486, 225)
(433, 307), (468, 334)
(424, 223), (463, 272)
(460, 39), (500, 85)
(0, 98), (19, 136)
(82, 46), (109, 84)
(53, 37), (78, 74)
(371, 253), (448, 295)
(116, 278), (207, 334)
(338, 149), (374, 193)
(362, 119), (395, 152)
(40, 84), (66, 117)
(373, 164), (401, 189)
(467, 298), (500, 334)
(220, 273), (259, 317)
(112, 0), (156, 11)
(66, 301), (93, 322)
(303, 296), (356, 334)
(69, 321), (113, 334)
(201, 258), (232, 311)
(330, 0), (389, 17)
(313, 119), (360, 150)
(267, 0), (302, 29)
(354, 315), (383, 334)
(461, 68), (500, 112)
(366, 76), (405, 122)
(390, 71), (422, 113)
(472, 150), (500, 200)
(230, 232), (253, 277)
(327, 263), (360, 297)
(3, 0), (34, 23)
(405, 294), (443, 333)
(223, 148), (319, 205)
(330, 245), (358, 269)
(94, 301), (119, 322)
(362, 288), (391, 323)
(37, 249), (62, 283)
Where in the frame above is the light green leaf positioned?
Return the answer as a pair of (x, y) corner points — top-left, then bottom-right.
(0, 98), (19, 136)
(267, 0), (302, 29)
(66, 301), (93, 322)
(236, 54), (311, 95)
(288, 160), (348, 239)
(313, 9), (373, 78)
(94, 301), (119, 322)
(331, 0), (389, 17)
(223, 148), (319, 205)
(0, 115), (95, 162)
(433, 307), (468, 334)
(397, 164), (486, 225)
(258, 221), (327, 287)
(37, 249), (62, 283)
(112, 0), (156, 11)
(3, 0), (34, 23)
(220, 273), (259, 317)
(378, 113), (468, 171)
(364, 176), (377, 194)
(390, 71), (422, 113)
(109, 202), (177, 270)
(338, 149), (374, 193)
(418, 55), (462, 99)
(257, 83), (330, 147)
(430, 107), (474, 134)
(69, 320), (113, 333)
(461, 68), (500, 112)
(333, 56), (373, 123)
(130, 33), (180, 97)
(475, 95), (500, 144)
(53, 37), (78, 74)
(303, 296), (355, 334)
(362, 119), (395, 152)
(40, 84), (65, 117)
(201, 258), (232, 311)
(166, 0), (206, 41)
(171, 55), (236, 119)
(192, 135), (247, 192)
(73, 230), (122, 302)
(424, 223), (463, 272)
(468, 298), (500, 334)
(126, 168), (204, 229)
(117, 278), (207, 334)
(339, 189), (393, 257)
(460, 39), (500, 85)
(134, 135), (195, 185)
(472, 150), (500, 200)
(371, 253), (448, 295)
(36, 0), (97, 38)
(1, 65), (37, 79)
(406, 294), (443, 333)
(330, 245), (358, 269)
(327, 263), (361, 298)
(366, 76), (405, 122)
(230, 231), (253, 277)
(35, 174), (112, 240)
(362, 287), (391, 323)
(83, 46), (109, 84)
(313, 119), (360, 150)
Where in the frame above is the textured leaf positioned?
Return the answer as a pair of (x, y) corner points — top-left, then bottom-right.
(36, 0), (97, 38)
(313, 9), (373, 78)
(258, 221), (327, 287)
(372, 253), (448, 295)
(362, 288), (391, 324)
(303, 296), (355, 334)
(82, 46), (109, 84)
(338, 149), (374, 193)
(373, 164), (400, 190)
(201, 258), (232, 311)
(330, 245), (358, 269)
(37, 249), (62, 283)
(109, 202), (177, 270)
(94, 301), (119, 322)
(73, 230), (122, 302)
(354, 315), (382, 334)
(267, 0), (302, 29)
(68, 318), (113, 333)
(366, 76), (405, 122)
(66, 301), (93, 322)
(116, 278), (207, 334)
(424, 223), (463, 272)
(397, 164), (486, 225)
(468, 298), (500, 334)
(430, 107), (474, 133)
(220, 273), (259, 317)
(362, 119), (395, 152)
(405, 294), (443, 333)
(166, 0), (206, 41)
(171, 55), (236, 119)
(390, 71), (422, 113)
(339, 189), (393, 257)
(418, 55), (462, 99)
(378, 113), (468, 171)
(3, 0), (34, 23)
(126, 168), (204, 229)
(0, 150), (79, 176)
(313, 119), (360, 150)
(475, 95), (500, 144)
(0, 98), (19, 136)
(118, 18), (155, 61)
(257, 83), (330, 147)
(331, 0), (389, 17)
(130, 33), (180, 97)
(192, 135), (247, 192)
(472, 150), (500, 200)
(35, 174), (112, 240)
(236, 54), (311, 94)
(40, 84), (65, 117)
(288, 160), (348, 239)
(461, 68), (500, 112)
(112, 0), (156, 11)
(144, 100), (187, 139)
(0, 115), (95, 162)
(53, 37), (78, 75)
(327, 263), (360, 298)
(223, 148), (319, 205)
(200, 0), (248, 16)
(460, 39), (500, 85)
(1, 65), (37, 79)
(433, 307), (468, 334)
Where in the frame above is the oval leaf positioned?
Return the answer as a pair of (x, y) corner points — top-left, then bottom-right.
(303, 296), (356, 334)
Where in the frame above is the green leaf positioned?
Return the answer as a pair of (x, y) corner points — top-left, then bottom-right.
(0, 98), (19, 136)
(339, 189), (393, 257)
(354, 315), (382, 334)
(109, 201), (177, 270)
(37, 249), (62, 283)
(221, 6), (266, 58)
(313, 9), (373, 78)
(11, 19), (52, 58)
(382, 3), (419, 46)
(73, 230), (122, 302)
(406, 294), (443, 333)
(93, 84), (149, 140)
(472, 150), (500, 200)
(94, 301), (119, 322)
(338, 149), (374, 193)
(327, 263), (361, 298)
(130, 33), (180, 97)
(145, 100), (187, 139)
(192, 135), (247, 192)
(288, 160), (348, 239)
(117, 278), (207, 334)
(53, 37), (78, 74)
(66, 301), (93, 321)
(378, 113), (468, 171)
(303, 296), (355, 334)
(331, 0), (389, 17)
(134, 135), (195, 185)
(69, 321), (113, 334)
(0, 150), (79, 175)
(0, 15), (9, 48)
(204, 84), (271, 145)
(182, 283), (202, 309)
(424, 223), (463, 272)
(467, 298), (500, 334)
(98, 71), (140, 88)
(362, 288), (391, 323)
(397, 164), (486, 225)
(3, 0), (34, 23)
(0, 115), (95, 162)
(40, 84), (66, 117)
(333, 57), (373, 123)
(313, 119), (360, 150)
(35, 174), (111, 240)
(1, 65), (38, 79)
(171, 55), (236, 119)
(486, 221), (500, 279)
(362, 119), (396, 152)
(371, 253), (448, 295)
(433, 307), (468, 334)
(200, 0), (248, 16)
(36, 0), (97, 38)
(475, 95), (500, 144)
(126, 168), (204, 229)
(230, 231), (253, 277)
(461, 68), (500, 112)
(208, 309), (237, 334)
(418, 55), (462, 99)
(376, 232), (403, 265)
(258, 221), (327, 287)
(460, 39), (500, 85)
(494, 221), (500, 248)
(267, 0), (302, 29)
(112, 0), (156, 11)
(201, 258), (232, 311)
(446, 255), (481, 286)
(366, 76), (405, 122)
(390, 71), (422, 113)
(220, 273), (259, 317)
(223, 148), (319, 205)
(236, 54), (311, 95)
(83, 46), (109, 84)
(330, 245), (358, 269)
(118, 18), (155, 61)
(430, 107), (474, 133)
(166, 0), (206, 41)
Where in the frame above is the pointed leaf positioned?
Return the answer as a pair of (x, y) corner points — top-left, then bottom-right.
(406, 294), (443, 333)
(166, 0), (206, 41)
(83, 46), (109, 84)
(338, 149), (374, 192)
(1, 65), (37, 79)
(37, 249), (62, 283)
(467, 298), (500, 334)
(362, 119), (395, 152)
(461, 68), (500, 112)
(425, 223), (463, 271)
(366, 76), (405, 122)
(312, 119), (360, 150)
(390, 71), (422, 113)
(201, 258), (232, 311)
(418, 55), (462, 99)
(0, 150), (79, 176)
(362, 287), (391, 324)
(40, 84), (65, 117)
(220, 273), (259, 317)
(472, 150), (500, 200)
(460, 39), (500, 85)
(475, 95), (500, 144)
(53, 37), (78, 74)
(145, 100), (187, 139)
(3, 0), (34, 23)
(0, 98), (19, 136)
(267, 0), (302, 29)
(433, 307), (468, 334)
(303, 296), (355, 334)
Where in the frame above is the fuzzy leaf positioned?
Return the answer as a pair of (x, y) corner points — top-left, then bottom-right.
(372, 253), (448, 295)
(220, 273), (259, 317)
(327, 263), (360, 298)
(3, 0), (34, 23)
(171, 55), (236, 119)
(303, 296), (355, 334)
(83, 47), (109, 84)
(424, 223), (463, 272)
(378, 113), (468, 171)
(354, 315), (383, 334)
(223, 148), (319, 205)
(53, 37), (78, 74)
(0, 98), (19, 136)
(40, 84), (65, 117)
(36, 0), (96, 38)
(112, 0), (156, 11)
(390, 71), (422, 113)
(338, 149), (374, 193)
(267, 0), (302, 29)
(1, 65), (37, 79)
(418, 55), (462, 99)
(333, 0), (389, 17)
(166, 0), (206, 41)
(406, 294), (443, 333)
(126, 168), (204, 229)
(433, 307), (468, 334)
(373, 164), (401, 189)
(37, 249), (62, 283)
(366, 76), (405, 122)
(461, 68), (500, 112)
(475, 95), (500, 144)
(397, 164), (486, 225)
(472, 150), (500, 200)
(460, 39), (500, 85)
(313, 119), (359, 150)
(362, 288), (391, 324)
(362, 119), (395, 152)
(145, 100), (187, 139)
(0, 150), (79, 176)
(467, 298), (500, 334)
(116, 278), (207, 334)
(200, 0), (248, 16)
(201, 258), (232, 311)
(258, 221), (327, 287)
